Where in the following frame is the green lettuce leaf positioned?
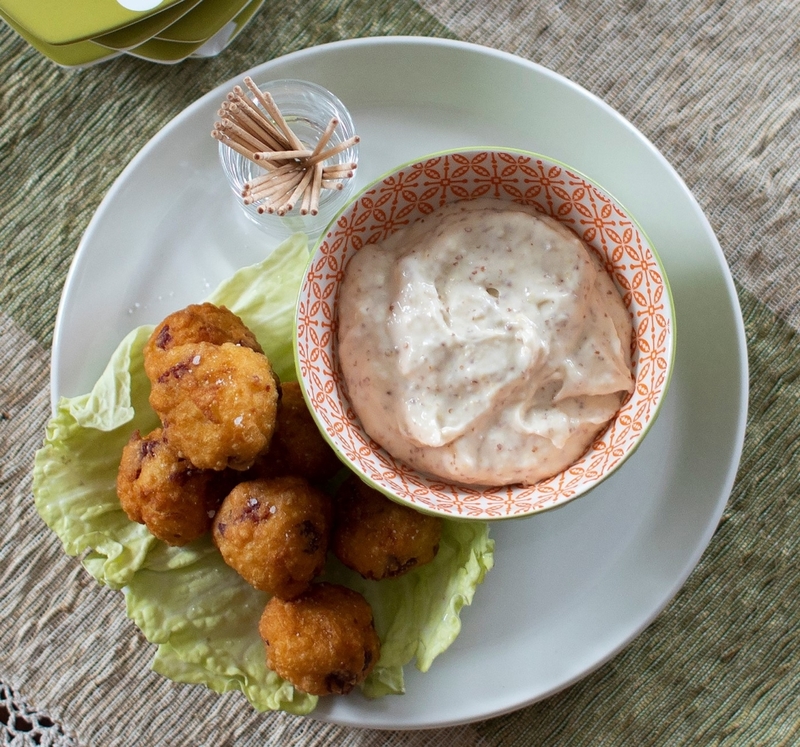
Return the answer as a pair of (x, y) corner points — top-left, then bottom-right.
(33, 325), (160, 588)
(32, 233), (494, 712)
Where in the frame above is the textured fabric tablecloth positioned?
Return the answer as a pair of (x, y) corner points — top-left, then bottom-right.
(1, 1), (798, 745)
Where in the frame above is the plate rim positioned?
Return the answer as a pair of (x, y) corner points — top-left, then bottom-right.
(50, 36), (749, 729)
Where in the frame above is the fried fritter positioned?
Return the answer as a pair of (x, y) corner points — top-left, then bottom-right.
(212, 477), (332, 599)
(143, 303), (262, 381)
(116, 428), (228, 546)
(259, 583), (380, 695)
(148, 341), (279, 471)
(332, 476), (442, 580)
(250, 381), (341, 482)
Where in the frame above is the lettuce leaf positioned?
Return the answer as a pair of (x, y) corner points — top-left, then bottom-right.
(32, 233), (494, 712)
(33, 325), (160, 588)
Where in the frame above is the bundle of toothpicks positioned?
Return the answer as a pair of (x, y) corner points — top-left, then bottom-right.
(212, 77), (359, 216)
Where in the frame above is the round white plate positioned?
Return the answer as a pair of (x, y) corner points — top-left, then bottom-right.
(52, 37), (748, 730)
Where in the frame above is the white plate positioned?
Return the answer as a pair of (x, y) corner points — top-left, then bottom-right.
(52, 37), (748, 729)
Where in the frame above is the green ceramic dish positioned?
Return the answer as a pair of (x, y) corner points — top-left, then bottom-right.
(0, 6), (119, 66)
(93, 0), (203, 50)
(126, 0), (261, 62)
(0, 0), (180, 46)
(154, 0), (248, 42)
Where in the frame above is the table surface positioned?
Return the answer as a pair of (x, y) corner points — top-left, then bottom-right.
(1, 2), (798, 746)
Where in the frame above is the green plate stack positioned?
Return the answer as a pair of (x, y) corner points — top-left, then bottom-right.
(0, 0), (264, 67)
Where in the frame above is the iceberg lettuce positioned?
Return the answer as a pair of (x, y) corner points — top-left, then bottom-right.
(32, 233), (494, 714)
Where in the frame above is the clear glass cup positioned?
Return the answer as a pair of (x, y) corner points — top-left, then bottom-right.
(218, 78), (359, 241)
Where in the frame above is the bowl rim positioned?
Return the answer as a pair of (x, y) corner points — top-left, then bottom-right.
(294, 146), (677, 520)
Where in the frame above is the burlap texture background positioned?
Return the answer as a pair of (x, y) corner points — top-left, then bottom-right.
(1, 1), (798, 745)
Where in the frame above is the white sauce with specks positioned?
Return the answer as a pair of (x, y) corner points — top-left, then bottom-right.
(337, 199), (634, 486)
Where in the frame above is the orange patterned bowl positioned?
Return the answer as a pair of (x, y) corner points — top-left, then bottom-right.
(295, 148), (675, 519)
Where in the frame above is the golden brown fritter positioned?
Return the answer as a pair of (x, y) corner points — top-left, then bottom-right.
(212, 477), (332, 599)
(116, 428), (228, 546)
(250, 381), (341, 482)
(148, 341), (279, 471)
(143, 303), (262, 381)
(332, 476), (442, 580)
(259, 583), (380, 695)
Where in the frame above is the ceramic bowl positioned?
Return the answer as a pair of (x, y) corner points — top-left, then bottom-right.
(295, 148), (675, 519)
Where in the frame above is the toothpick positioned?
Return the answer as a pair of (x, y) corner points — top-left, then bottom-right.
(306, 135), (360, 165)
(287, 167), (315, 212)
(321, 162), (357, 174)
(308, 118), (338, 161)
(300, 180), (312, 215)
(310, 162), (323, 216)
(322, 167), (354, 180)
(254, 149), (313, 161)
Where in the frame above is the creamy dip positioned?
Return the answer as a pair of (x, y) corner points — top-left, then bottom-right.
(337, 199), (634, 486)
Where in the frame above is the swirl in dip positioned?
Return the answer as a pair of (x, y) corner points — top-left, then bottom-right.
(337, 199), (634, 486)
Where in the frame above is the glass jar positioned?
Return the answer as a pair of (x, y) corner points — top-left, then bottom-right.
(217, 78), (359, 241)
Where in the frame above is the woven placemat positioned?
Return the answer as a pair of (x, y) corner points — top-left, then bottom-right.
(1, 1), (798, 745)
